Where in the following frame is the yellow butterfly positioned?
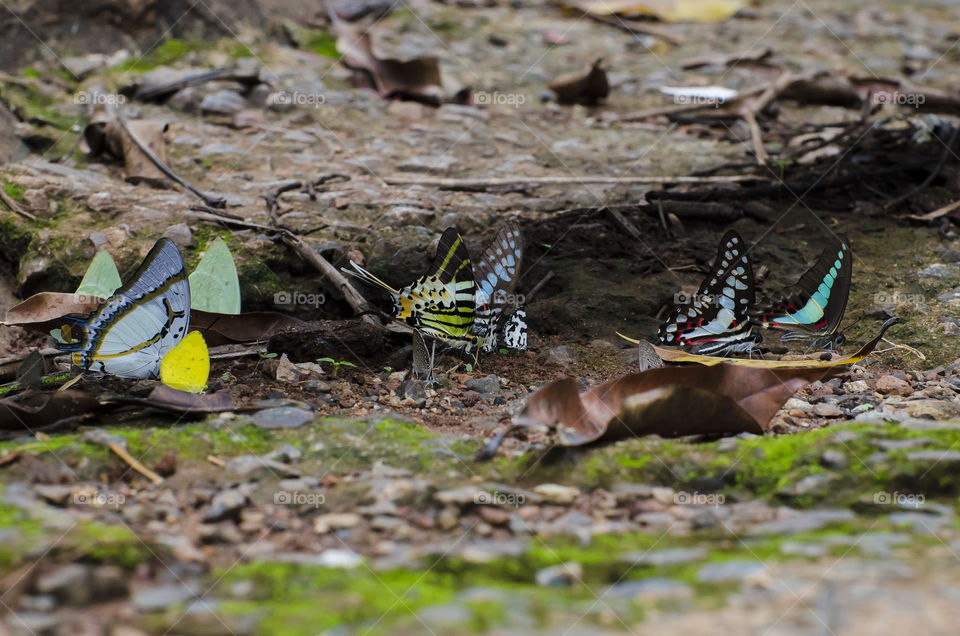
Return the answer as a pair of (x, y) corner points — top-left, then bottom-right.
(160, 331), (209, 393)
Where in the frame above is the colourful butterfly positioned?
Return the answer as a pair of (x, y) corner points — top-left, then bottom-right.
(344, 227), (479, 346)
(471, 222), (526, 352)
(750, 235), (852, 350)
(57, 238), (191, 379)
(658, 230), (761, 357)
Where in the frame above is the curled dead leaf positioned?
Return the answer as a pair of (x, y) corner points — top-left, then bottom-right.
(549, 58), (609, 106)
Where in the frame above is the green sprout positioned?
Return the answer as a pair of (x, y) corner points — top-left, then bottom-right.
(316, 357), (358, 378)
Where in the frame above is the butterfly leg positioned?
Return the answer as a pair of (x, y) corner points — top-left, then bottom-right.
(424, 340), (438, 387)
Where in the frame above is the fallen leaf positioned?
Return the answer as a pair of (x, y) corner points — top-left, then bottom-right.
(620, 317), (899, 367)
(518, 362), (845, 446)
(3, 292), (306, 345)
(331, 12), (449, 106)
(576, 0), (745, 22)
(549, 58), (609, 105)
(0, 390), (100, 430)
(109, 385), (236, 415)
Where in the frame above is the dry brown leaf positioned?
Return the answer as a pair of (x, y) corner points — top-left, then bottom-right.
(331, 14), (448, 106)
(0, 390), (100, 430)
(549, 58), (609, 106)
(518, 362), (844, 446)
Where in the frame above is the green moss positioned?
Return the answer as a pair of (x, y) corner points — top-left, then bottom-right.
(2, 182), (26, 203)
(116, 38), (210, 73)
(305, 32), (340, 60)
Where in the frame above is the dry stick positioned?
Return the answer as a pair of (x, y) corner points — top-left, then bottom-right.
(0, 186), (37, 221)
(108, 441), (163, 485)
(116, 115), (226, 208)
(908, 198), (960, 222)
(605, 206), (646, 243)
(885, 125), (960, 211)
(206, 455), (226, 467)
(383, 175), (762, 191)
(579, 11), (686, 46)
(524, 271), (555, 304)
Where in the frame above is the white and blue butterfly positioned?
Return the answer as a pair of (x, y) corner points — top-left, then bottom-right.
(57, 238), (191, 379)
(472, 222), (527, 352)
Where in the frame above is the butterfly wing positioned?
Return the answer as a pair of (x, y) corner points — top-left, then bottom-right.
(59, 238), (190, 379)
(658, 230), (756, 347)
(751, 236), (852, 336)
(471, 223), (524, 350)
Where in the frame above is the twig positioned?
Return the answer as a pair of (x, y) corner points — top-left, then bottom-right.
(579, 12), (685, 46)
(605, 207), (646, 243)
(0, 185), (36, 221)
(116, 115), (226, 208)
(908, 198), (960, 222)
(383, 175), (762, 191)
(524, 271), (554, 304)
(741, 108), (767, 165)
(108, 441), (163, 485)
(206, 455), (226, 467)
(280, 234), (382, 326)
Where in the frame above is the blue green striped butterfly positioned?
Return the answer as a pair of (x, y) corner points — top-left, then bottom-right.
(750, 235), (852, 350)
(344, 227), (478, 346)
(56, 238), (191, 378)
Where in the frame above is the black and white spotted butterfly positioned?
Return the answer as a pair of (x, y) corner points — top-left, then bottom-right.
(471, 222), (527, 353)
(658, 230), (761, 357)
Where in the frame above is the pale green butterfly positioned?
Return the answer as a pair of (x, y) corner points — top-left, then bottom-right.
(189, 238), (241, 314)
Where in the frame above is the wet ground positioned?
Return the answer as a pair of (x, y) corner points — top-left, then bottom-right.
(2, 0), (960, 633)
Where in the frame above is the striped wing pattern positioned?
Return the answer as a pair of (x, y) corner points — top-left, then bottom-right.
(750, 236), (851, 338)
(658, 231), (759, 355)
(471, 223), (525, 352)
(58, 238), (190, 379)
(345, 228), (478, 343)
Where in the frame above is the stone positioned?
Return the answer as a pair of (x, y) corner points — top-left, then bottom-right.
(251, 407), (313, 429)
(620, 547), (707, 566)
(535, 561), (582, 586)
(603, 578), (694, 601)
(397, 155), (459, 174)
(937, 288), (960, 303)
(434, 486), (482, 505)
(6, 612), (57, 635)
(465, 374), (501, 394)
(843, 380), (871, 393)
(821, 450), (848, 469)
(874, 438), (931, 451)
(201, 89), (246, 114)
(162, 223), (193, 247)
(274, 354), (301, 382)
(132, 583), (200, 611)
(905, 450), (960, 463)
(225, 455), (301, 480)
(919, 263), (959, 279)
(35, 564), (91, 605)
(812, 402), (843, 417)
(532, 483), (580, 504)
(875, 375), (912, 396)
(203, 488), (247, 523)
(313, 513), (362, 534)
(778, 473), (832, 497)
(697, 560), (767, 583)
(384, 205), (435, 225)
